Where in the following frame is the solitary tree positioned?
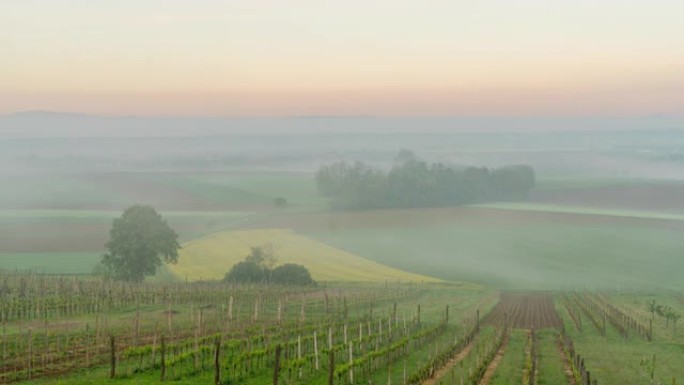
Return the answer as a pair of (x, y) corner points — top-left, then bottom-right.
(99, 205), (180, 282)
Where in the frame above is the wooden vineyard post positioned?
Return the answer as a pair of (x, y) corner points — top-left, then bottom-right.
(328, 349), (335, 385)
(314, 331), (320, 370)
(214, 337), (221, 385)
(348, 341), (354, 384)
(344, 324), (348, 344)
(273, 344), (282, 385)
(228, 295), (234, 322)
(300, 297), (306, 324)
(27, 329), (32, 380)
(253, 298), (259, 322)
(297, 335), (303, 379)
(393, 302), (398, 328)
(166, 305), (172, 334)
(344, 297), (348, 319)
(650, 319), (653, 341)
(160, 335), (166, 382)
(476, 309), (480, 331)
(370, 300), (374, 320)
(328, 326), (333, 349)
(417, 305), (421, 327)
(277, 299), (283, 324)
(446, 305), (449, 324)
(135, 301), (140, 346)
(109, 335), (116, 379)
(151, 325), (158, 368)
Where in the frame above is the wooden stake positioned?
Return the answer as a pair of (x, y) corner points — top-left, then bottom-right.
(109, 335), (116, 379)
(273, 344), (282, 385)
(214, 337), (221, 385)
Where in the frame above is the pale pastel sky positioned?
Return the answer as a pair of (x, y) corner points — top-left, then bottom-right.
(1, 0), (683, 116)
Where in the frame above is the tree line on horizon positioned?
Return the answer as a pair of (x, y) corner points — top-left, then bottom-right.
(315, 151), (535, 210)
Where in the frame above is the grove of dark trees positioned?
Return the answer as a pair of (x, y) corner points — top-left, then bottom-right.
(224, 246), (315, 286)
(315, 153), (535, 210)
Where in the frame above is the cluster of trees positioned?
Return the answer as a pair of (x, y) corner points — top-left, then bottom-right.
(315, 151), (535, 210)
(224, 246), (315, 286)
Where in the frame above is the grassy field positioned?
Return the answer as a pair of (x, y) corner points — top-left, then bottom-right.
(488, 329), (526, 385)
(536, 330), (568, 385)
(0, 252), (101, 274)
(290, 208), (684, 290)
(556, 293), (684, 385)
(168, 228), (442, 282)
(475, 202), (684, 221)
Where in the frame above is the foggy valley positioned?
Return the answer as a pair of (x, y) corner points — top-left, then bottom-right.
(3, 1), (684, 384)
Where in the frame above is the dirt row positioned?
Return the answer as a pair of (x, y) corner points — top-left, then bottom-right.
(485, 293), (563, 330)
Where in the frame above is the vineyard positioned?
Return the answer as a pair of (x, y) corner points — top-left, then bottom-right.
(1, 272), (683, 385)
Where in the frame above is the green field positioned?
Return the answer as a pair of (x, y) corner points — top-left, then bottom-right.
(488, 330), (526, 385)
(0, 252), (101, 274)
(558, 293), (684, 385)
(302, 211), (684, 290)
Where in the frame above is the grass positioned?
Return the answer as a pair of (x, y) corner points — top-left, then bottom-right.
(558, 297), (684, 385)
(536, 330), (569, 385)
(167, 228), (442, 283)
(146, 171), (325, 210)
(488, 329), (526, 385)
(534, 177), (675, 191)
(474, 202), (684, 221)
(0, 252), (101, 274)
(0, 174), (123, 209)
(606, 292), (684, 343)
(305, 218), (684, 290)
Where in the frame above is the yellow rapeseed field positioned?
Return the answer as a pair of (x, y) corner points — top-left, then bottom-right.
(168, 228), (441, 283)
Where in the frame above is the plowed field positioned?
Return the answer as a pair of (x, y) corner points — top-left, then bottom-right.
(486, 293), (562, 329)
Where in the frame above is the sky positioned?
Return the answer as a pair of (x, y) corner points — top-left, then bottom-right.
(1, 0), (683, 117)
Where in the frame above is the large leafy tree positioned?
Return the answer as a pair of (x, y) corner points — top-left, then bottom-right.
(100, 205), (180, 282)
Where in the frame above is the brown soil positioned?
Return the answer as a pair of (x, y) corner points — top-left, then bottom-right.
(0, 223), (110, 253)
(485, 293), (563, 330)
(531, 182), (684, 212)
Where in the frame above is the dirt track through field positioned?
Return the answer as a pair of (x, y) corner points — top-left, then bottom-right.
(422, 340), (476, 385)
(478, 334), (510, 385)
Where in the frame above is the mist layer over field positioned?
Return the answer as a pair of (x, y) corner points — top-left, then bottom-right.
(1, 117), (683, 290)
